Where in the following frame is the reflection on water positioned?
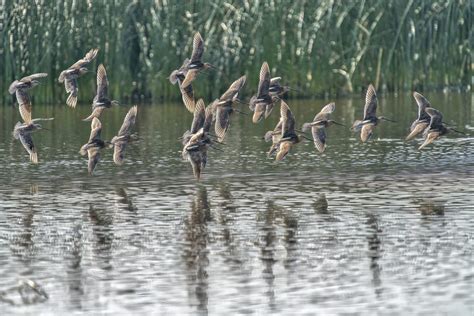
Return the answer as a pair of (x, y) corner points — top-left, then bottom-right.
(0, 93), (473, 314)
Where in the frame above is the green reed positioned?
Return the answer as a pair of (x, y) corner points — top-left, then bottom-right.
(0, 0), (471, 105)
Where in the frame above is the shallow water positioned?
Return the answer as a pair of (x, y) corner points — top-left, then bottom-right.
(0, 93), (473, 315)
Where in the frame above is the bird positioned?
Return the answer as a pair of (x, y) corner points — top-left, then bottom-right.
(302, 102), (344, 153)
(182, 99), (214, 180)
(179, 32), (213, 89)
(12, 118), (53, 164)
(83, 64), (118, 121)
(213, 75), (246, 142)
(9, 73), (48, 123)
(79, 117), (107, 175)
(264, 120), (283, 157)
(275, 100), (302, 161)
(58, 48), (99, 108)
(110, 105), (138, 165)
(268, 77), (292, 99)
(249, 62), (274, 123)
(418, 108), (450, 150)
(9, 73), (53, 164)
(405, 92), (432, 141)
(351, 84), (395, 142)
(169, 58), (196, 113)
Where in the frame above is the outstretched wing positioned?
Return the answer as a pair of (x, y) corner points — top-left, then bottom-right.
(312, 126), (327, 153)
(96, 64), (108, 100)
(16, 90), (32, 124)
(215, 106), (231, 142)
(219, 75), (246, 102)
(190, 32), (204, 63)
(88, 117), (102, 142)
(65, 78), (78, 108)
(117, 106), (138, 137)
(180, 83), (195, 113)
(280, 100), (295, 136)
(20, 73), (48, 83)
(190, 99), (205, 133)
(113, 142), (128, 166)
(257, 62), (270, 98)
(70, 48), (99, 69)
(18, 131), (38, 164)
(425, 107), (443, 129)
(413, 92), (431, 121)
(363, 84), (377, 120)
(314, 102), (335, 122)
(87, 148), (100, 175)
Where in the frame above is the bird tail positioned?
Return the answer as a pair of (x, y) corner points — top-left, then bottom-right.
(301, 123), (312, 132)
(66, 93), (77, 108)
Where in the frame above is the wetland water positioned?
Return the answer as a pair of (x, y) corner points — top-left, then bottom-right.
(0, 93), (473, 314)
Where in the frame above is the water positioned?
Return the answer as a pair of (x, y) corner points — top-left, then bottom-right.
(0, 93), (473, 315)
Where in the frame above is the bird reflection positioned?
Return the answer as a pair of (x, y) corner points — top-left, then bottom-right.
(65, 224), (84, 309)
(417, 200), (445, 216)
(183, 186), (211, 314)
(366, 213), (383, 297)
(88, 204), (114, 271)
(313, 193), (329, 214)
(259, 201), (278, 311)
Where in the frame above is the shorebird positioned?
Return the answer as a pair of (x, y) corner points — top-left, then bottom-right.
(275, 101), (302, 161)
(351, 84), (395, 142)
(169, 58), (196, 113)
(418, 108), (457, 150)
(302, 102), (344, 153)
(58, 48), (99, 108)
(213, 75), (246, 142)
(264, 120), (283, 157)
(249, 62), (274, 123)
(179, 32), (212, 89)
(110, 106), (138, 165)
(9, 73), (53, 163)
(80, 117), (106, 175)
(269, 77), (293, 99)
(405, 92), (432, 141)
(182, 99), (214, 180)
(83, 64), (118, 121)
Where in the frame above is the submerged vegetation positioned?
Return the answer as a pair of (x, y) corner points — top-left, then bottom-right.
(0, 0), (471, 104)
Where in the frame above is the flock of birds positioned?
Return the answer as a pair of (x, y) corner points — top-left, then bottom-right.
(7, 32), (465, 180)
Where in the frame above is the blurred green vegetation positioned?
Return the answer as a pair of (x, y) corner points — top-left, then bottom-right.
(0, 0), (471, 105)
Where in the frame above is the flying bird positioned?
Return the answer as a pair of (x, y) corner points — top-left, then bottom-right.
(80, 117), (106, 175)
(214, 75), (246, 142)
(351, 84), (395, 142)
(169, 58), (196, 113)
(275, 101), (302, 161)
(405, 92), (432, 141)
(249, 62), (274, 123)
(110, 106), (138, 165)
(83, 64), (118, 121)
(58, 48), (99, 108)
(302, 102), (344, 153)
(13, 118), (53, 164)
(264, 120), (283, 157)
(179, 32), (213, 89)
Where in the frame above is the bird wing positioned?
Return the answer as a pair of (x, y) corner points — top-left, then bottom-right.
(113, 142), (127, 165)
(96, 64), (108, 100)
(363, 84), (377, 120)
(270, 77), (282, 86)
(180, 83), (195, 113)
(360, 123), (374, 142)
(117, 106), (138, 137)
(413, 92), (431, 120)
(312, 126), (327, 153)
(16, 90), (32, 124)
(18, 131), (38, 164)
(406, 121), (429, 141)
(219, 75), (246, 102)
(314, 102), (335, 122)
(20, 73), (48, 83)
(280, 100), (295, 136)
(190, 99), (206, 133)
(69, 48), (99, 69)
(89, 117), (102, 142)
(87, 148), (101, 175)
(425, 107), (443, 129)
(252, 103), (265, 123)
(257, 62), (271, 98)
(215, 106), (231, 142)
(65, 78), (78, 108)
(190, 32), (204, 63)
(180, 68), (198, 89)
(203, 103), (214, 133)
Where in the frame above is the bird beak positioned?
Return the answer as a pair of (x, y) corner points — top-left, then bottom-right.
(300, 135), (313, 142)
(332, 121), (346, 127)
(234, 109), (248, 115)
(382, 118), (397, 123)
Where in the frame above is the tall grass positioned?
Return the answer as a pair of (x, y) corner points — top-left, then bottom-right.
(0, 0), (471, 105)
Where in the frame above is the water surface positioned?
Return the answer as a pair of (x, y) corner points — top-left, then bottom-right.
(0, 93), (473, 315)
